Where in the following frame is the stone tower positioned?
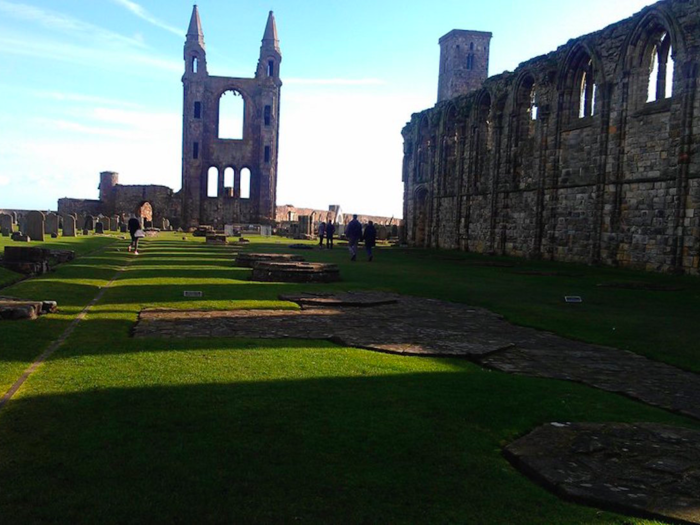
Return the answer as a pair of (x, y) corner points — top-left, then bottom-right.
(437, 30), (492, 102)
(98, 171), (119, 213)
(181, 6), (282, 228)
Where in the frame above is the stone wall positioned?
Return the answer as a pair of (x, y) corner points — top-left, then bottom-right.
(402, 0), (700, 274)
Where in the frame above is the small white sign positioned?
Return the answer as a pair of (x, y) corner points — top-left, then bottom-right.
(183, 291), (203, 298)
(565, 296), (583, 303)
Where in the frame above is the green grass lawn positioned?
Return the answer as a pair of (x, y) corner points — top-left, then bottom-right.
(0, 233), (697, 524)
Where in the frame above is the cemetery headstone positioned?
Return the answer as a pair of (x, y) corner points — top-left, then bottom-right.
(63, 215), (76, 237)
(95, 222), (105, 234)
(26, 211), (45, 242)
(84, 215), (94, 231)
(111, 216), (119, 231)
(0, 213), (12, 236)
(45, 212), (59, 237)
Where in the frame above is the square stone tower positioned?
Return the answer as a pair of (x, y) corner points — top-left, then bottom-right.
(437, 30), (492, 102)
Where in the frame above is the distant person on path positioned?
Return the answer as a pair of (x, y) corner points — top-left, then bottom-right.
(318, 221), (326, 247)
(326, 220), (335, 249)
(362, 221), (377, 262)
(128, 216), (142, 255)
(346, 214), (363, 262)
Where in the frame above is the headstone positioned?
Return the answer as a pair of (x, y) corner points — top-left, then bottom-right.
(224, 224), (235, 237)
(144, 220), (153, 229)
(119, 223), (128, 233)
(99, 216), (110, 231)
(26, 211), (45, 242)
(62, 215), (76, 237)
(95, 222), (104, 234)
(45, 213), (59, 237)
(84, 215), (94, 231)
(11, 212), (18, 225)
(260, 225), (272, 237)
(111, 216), (119, 231)
(0, 213), (11, 236)
(82, 229), (89, 236)
(18, 215), (27, 234)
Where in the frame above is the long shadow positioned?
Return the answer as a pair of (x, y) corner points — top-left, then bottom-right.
(0, 372), (694, 524)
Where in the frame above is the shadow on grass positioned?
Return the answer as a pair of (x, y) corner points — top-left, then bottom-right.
(0, 369), (693, 524)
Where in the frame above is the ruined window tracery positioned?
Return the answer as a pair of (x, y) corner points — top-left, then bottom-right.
(646, 32), (674, 102)
(218, 90), (244, 140)
(578, 60), (597, 118)
(473, 92), (492, 187)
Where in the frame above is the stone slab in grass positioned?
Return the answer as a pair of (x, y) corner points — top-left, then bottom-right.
(504, 422), (700, 525)
(133, 292), (700, 421)
(235, 252), (305, 268)
(279, 291), (399, 308)
(251, 262), (340, 283)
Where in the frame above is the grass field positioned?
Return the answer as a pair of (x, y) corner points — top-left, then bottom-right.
(0, 233), (698, 524)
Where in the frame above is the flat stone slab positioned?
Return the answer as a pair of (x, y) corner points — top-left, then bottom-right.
(133, 292), (700, 421)
(235, 252), (305, 268)
(279, 291), (400, 308)
(251, 262), (340, 283)
(505, 422), (700, 524)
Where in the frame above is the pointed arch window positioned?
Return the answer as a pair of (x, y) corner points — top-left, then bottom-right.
(647, 31), (674, 102)
(192, 56), (199, 74)
(578, 59), (597, 118)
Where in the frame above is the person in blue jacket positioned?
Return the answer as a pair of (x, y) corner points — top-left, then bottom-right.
(345, 214), (363, 262)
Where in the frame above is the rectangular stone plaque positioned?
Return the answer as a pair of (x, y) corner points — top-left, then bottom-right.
(183, 291), (203, 298)
(565, 296), (583, 303)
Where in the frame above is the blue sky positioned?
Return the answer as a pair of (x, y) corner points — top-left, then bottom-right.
(0, 0), (656, 217)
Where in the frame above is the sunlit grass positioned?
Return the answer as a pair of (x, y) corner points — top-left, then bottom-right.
(0, 233), (697, 523)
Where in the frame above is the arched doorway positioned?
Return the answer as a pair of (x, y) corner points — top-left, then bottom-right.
(136, 202), (153, 228)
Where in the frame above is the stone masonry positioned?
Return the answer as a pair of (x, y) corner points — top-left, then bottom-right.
(403, 0), (700, 274)
(58, 7), (281, 231)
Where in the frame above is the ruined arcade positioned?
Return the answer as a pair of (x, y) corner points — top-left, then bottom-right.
(403, 0), (700, 274)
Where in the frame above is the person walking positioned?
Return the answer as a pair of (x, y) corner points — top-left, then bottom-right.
(326, 220), (335, 249)
(345, 214), (363, 262)
(127, 216), (143, 255)
(362, 220), (377, 262)
(318, 221), (326, 247)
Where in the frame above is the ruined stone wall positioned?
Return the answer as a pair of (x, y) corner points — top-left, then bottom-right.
(57, 199), (103, 217)
(403, 0), (700, 274)
(112, 185), (181, 227)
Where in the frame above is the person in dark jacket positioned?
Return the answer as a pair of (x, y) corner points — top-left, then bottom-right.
(362, 221), (377, 262)
(326, 220), (335, 249)
(345, 214), (363, 261)
(128, 216), (141, 255)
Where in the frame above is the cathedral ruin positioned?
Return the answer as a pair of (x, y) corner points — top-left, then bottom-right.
(58, 7), (281, 229)
(402, 0), (700, 274)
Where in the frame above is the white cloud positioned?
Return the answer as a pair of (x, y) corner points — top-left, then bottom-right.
(33, 90), (144, 109)
(112, 0), (183, 37)
(0, 0), (146, 48)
